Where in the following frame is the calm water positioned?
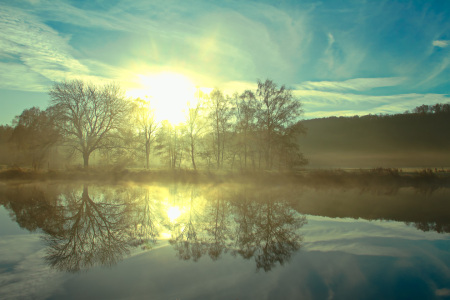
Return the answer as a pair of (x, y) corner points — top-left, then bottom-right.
(0, 182), (449, 300)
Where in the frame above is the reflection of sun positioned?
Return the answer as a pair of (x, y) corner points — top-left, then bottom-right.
(167, 206), (182, 222)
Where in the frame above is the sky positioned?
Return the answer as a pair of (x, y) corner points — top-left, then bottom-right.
(0, 0), (450, 125)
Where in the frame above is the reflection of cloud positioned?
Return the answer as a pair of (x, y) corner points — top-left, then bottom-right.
(436, 288), (450, 296)
(433, 40), (450, 48)
(0, 235), (65, 300)
(302, 216), (448, 256)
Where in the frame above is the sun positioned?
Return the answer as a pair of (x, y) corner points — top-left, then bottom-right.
(137, 72), (197, 124)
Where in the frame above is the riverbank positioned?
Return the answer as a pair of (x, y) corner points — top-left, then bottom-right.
(1, 167), (449, 191)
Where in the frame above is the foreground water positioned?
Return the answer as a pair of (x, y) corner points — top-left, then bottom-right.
(0, 181), (449, 300)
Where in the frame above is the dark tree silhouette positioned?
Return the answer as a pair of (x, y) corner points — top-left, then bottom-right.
(0, 184), (62, 232)
(255, 79), (304, 169)
(11, 107), (60, 170)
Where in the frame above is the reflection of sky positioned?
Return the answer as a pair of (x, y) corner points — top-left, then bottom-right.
(303, 215), (450, 256)
(1, 205), (449, 299)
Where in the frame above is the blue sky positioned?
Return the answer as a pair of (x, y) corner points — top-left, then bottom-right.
(0, 0), (449, 124)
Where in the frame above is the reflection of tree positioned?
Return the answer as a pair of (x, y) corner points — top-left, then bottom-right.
(0, 184), (63, 232)
(169, 188), (205, 261)
(130, 188), (163, 249)
(167, 185), (306, 272)
(231, 189), (258, 260)
(44, 185), (133, 272)
(411, 221), (450, 233)
(230, 187), (307, 272)
(203, 189), (231, 260)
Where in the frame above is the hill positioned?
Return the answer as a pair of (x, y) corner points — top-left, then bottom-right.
(300, 110), (450, 168)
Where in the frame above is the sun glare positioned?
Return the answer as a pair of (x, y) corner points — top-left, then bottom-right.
(131, 72), (198, 124)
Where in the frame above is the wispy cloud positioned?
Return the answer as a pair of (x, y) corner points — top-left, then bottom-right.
(0, 6), (94, 88)
(0, 62), (49, 91)
(296, 77), (406, 92)
(295, 89), (450, 118)
(0, 0), (312, 92)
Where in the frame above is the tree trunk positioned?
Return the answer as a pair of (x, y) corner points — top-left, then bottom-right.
(83, 152), (89, 168)
(191, 138), (196, 170)
(145, 141), (150, 169)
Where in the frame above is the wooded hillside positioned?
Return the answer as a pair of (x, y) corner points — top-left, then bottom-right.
(300, 105), (450, 168)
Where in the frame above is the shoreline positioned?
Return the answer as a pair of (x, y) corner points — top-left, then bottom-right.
(0, 167), (449, 190)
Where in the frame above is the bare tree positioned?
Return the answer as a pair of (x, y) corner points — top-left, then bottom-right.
(155, 120), (184, 169)
(49, 80), (130, 168)
(184, 90), (207, 170)
(132, 98), (159, 169)
(207, 89), (233, 169)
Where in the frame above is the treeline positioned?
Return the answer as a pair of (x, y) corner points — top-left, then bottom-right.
(301, 104), (450, 167)
(0, 79), (306, 171)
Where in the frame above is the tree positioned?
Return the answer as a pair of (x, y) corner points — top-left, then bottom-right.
(49, 80), (130, 168)
(234, 90), (257, 169)
(184, 91), (207, 170)
(155, 120), (184, 169)
(207, 89), (233, 169)
(0, 125), (13, 166)
(11, 107), (60, 170)
(255, 79), (304, 169)
(132, 98), (159, 169)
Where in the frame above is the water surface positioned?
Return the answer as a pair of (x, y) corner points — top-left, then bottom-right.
(0, 182), (449, 299)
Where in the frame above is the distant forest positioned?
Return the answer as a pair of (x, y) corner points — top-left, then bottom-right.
(0, 78), (449, 171)
(301, 103), (450, 168)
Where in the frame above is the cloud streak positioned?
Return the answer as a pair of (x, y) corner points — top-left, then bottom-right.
(296, 77), (406, 92)
(0, 6), (92, 88)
